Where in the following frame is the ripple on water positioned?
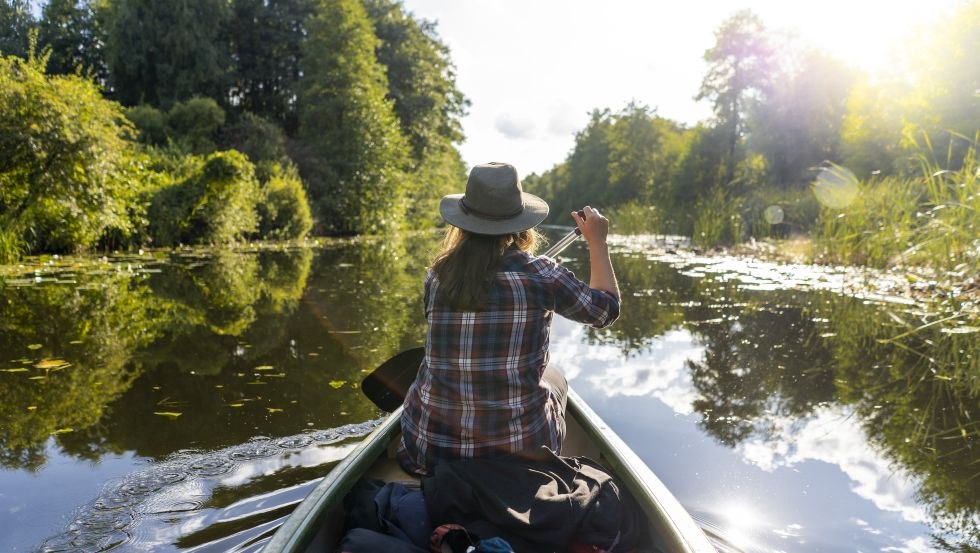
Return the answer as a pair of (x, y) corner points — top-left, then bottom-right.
(188, 456), (236, 477)
(228, 442), (282, 460)
(118, 469), (187, 496)
(275, 435), (313, 449)
(38, 421), (385, 552)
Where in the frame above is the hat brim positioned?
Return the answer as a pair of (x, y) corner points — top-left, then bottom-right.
(439, 192), (549, 235)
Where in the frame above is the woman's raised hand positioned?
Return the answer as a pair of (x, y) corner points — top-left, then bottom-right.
(570, 206), (608, 246)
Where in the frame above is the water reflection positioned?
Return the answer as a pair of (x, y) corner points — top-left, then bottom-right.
(0, 234), (976, 552)
(559, 245), (979, 551)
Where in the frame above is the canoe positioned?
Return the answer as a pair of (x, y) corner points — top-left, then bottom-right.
(262, 388), (717, 553)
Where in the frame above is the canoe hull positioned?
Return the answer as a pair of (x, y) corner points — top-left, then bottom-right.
(262, 388), (715, 553)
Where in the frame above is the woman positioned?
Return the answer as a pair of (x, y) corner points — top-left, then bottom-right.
(397, 162), (621, 476)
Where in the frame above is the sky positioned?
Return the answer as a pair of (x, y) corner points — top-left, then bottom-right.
(400, 0), (963, 176)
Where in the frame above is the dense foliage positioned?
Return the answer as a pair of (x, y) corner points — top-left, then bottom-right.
(0, 0), (467, 260)
(0, 51), (140, 261)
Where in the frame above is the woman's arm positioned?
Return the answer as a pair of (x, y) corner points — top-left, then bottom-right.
(571, 206), (620, 300)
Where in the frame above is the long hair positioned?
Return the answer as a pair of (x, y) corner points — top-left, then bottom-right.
(431, 226), (544, 311)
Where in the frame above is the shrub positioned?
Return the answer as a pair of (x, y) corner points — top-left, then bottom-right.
(167, 96), (226, 154)
(0, 53), (141, 259)
(147, 150), (259, 246)
(126, 104), (168, 146)
(256, 162), (313, 240)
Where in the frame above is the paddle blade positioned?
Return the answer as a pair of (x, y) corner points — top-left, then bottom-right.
(360, 347), (425, 411)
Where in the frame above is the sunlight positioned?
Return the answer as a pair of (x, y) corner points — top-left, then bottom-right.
(760, 0), (949, 73)
(716, 500), (765, 550)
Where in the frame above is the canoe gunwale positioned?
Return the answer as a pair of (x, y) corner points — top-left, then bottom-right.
(261, 410), (403, 552)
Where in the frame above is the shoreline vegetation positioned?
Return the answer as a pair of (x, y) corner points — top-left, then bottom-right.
(1, 2), (977, 293)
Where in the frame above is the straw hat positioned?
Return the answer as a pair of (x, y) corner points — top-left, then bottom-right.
(439, 162), (549, 234)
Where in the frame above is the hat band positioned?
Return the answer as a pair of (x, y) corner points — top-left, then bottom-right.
(459, 198), (525, 220)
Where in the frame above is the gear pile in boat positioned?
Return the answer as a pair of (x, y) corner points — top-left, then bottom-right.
(338, 449), (640, 553)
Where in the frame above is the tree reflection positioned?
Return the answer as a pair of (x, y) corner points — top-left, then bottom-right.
(819, 298), (979, 548)
(0, 273), (162, 469)
(685, 283), (838, 446)
(0, 247), (318, 466)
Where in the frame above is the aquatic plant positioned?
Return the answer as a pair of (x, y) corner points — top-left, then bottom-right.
(812, 140), (979, 276)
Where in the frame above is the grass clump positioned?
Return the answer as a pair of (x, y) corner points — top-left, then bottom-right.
(812, 140), (979, 275)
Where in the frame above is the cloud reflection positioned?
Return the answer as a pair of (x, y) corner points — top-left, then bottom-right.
(550, 319), (704, 415)
(736, 406), (928, 524)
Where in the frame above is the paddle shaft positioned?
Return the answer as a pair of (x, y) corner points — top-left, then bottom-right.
(360, 211), (588, 411)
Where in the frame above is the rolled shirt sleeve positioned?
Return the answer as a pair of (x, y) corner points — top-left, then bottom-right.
(549, 262), (620, 328)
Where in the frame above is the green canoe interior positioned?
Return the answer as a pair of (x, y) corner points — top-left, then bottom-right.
(263, 389), (716, 553)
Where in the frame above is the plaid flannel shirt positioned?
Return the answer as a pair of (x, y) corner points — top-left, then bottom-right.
(397, 249), (620, 476)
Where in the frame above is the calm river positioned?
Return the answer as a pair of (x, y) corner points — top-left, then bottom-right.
(0, 232), (976, 552)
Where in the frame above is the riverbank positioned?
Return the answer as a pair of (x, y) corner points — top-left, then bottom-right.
(736, 236), (979, 307)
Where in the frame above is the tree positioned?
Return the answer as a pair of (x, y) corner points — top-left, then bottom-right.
(167, 96), (227, 154)
(751, 50), (855, 187)
(228, 0), (312, 132)
(103, 0), (232, 108)
(904, 2), (980, 170)
(362, 0), (468, 229)
(296, 0), (409, 234)
(697, 9), (776, 186)
(0, 0), (34, 59)
(606, 102), (686, 207)
(37, 0), (106, 81)
(0, 52), (141, 259)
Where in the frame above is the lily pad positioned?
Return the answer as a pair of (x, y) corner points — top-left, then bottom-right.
(35, 359), (71, 370)
(329, 380), (346, 389)
(154, 412), (182, 419)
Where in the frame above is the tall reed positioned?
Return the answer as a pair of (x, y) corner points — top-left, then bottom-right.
(692, 186), (743, 248)
(812, 141), (978, 275)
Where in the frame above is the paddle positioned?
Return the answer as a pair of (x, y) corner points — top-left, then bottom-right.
(360, 212), (588, 411)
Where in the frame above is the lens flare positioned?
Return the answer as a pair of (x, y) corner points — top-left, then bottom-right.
(763, 205), (785, 225)
(812, 165), (860, 209)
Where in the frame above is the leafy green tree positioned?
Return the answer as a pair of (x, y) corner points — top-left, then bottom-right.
(297, 0), (409, 234)
(0, 53), (141, 259)
(0, 0), (34, 58)
(256, 162), (313, 240)
(37, 0), (106, 81)
(363, 0), (469, 230)
(697, 9), (776, 186)
(147, 150), (260, 246)
(103, 0), (232, 108)
(751, 50), (855, 187)
(607, 102), (687, 208)
(125, 103), (168, 146)
(228, 0), (312, 132)
(167, 96), (226, 154)
(524, 109), (613, 223)
(221, 111), (289, 166)
(904, 1), (980, 168)
(838, 78), (913, 178)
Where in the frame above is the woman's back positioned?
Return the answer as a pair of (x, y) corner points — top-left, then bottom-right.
(398, 249), (619, 475)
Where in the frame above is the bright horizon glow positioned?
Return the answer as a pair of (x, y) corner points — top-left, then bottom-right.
(401, 0), (961, 175)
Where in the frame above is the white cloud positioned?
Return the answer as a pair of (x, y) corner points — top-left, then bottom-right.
(494, 113), (537, 140)
(881, 536), (939, 553)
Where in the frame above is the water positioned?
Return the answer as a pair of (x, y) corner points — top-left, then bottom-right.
(0, 233), (976, 552)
